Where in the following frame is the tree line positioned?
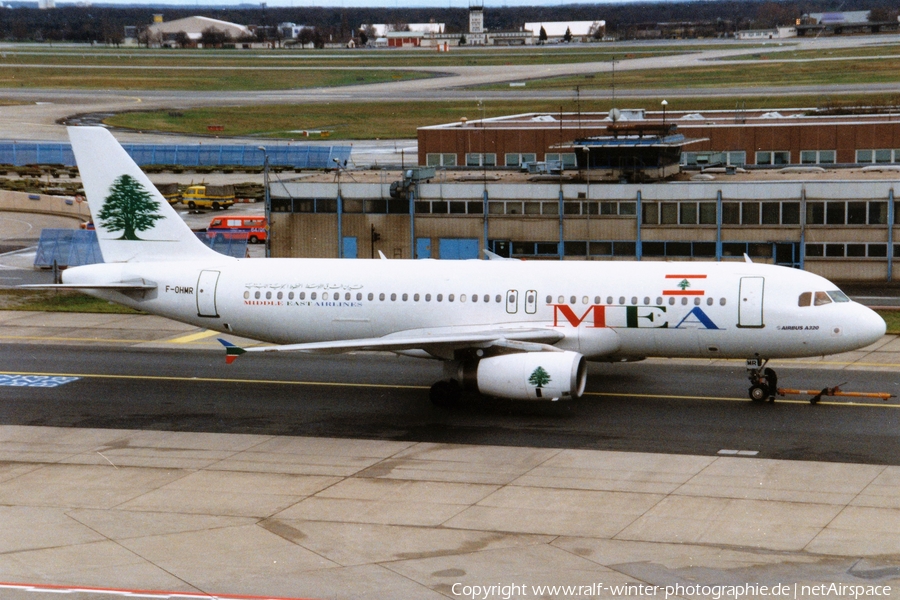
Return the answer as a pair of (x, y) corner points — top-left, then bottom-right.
(1, 0), (898, 45)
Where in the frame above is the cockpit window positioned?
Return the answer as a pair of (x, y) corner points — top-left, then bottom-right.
(814, 291), (832, 306)
(798, 292), (812, 307)
(827, 290), (850, 303)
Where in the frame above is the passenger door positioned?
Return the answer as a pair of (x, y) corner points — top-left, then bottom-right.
(196, 270), (220, 318)
(738, 276), (764, 328)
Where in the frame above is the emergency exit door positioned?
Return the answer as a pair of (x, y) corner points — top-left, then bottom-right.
(738, 276), (764, 328)
(196, 270), (220, 318)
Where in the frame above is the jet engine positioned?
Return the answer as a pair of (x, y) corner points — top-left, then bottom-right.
(462, 351), (587, 401)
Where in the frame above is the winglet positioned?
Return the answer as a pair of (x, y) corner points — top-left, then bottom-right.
(218, 338), (246, 364)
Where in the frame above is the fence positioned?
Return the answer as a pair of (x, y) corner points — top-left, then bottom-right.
(0, 141), (351, 169)
(34, 229), (246, 268)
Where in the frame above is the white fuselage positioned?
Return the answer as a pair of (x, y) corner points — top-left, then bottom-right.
(63, 258), (886, 361)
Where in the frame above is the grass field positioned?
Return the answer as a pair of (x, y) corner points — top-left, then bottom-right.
(106, 91), (900, 140)
(0, 289), (141, 314)
(475, 56), (900, 91)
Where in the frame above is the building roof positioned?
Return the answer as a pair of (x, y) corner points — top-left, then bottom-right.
(147, 16), (252, 40)
(524, 21), (605, 37)
(367, 23), (445, 36)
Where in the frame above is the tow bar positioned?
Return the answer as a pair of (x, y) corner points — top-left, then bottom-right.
(776, 383), (895, 405)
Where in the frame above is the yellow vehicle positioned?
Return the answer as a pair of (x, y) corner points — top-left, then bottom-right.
(182, 184), (235, 210)
(155, 183), (181, 205)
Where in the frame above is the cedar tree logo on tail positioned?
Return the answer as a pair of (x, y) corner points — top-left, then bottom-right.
(528, 366), (551, 398)
(97, 175), (163, 241)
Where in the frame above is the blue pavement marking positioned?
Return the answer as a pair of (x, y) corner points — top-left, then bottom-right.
(0, 374), (80, 388)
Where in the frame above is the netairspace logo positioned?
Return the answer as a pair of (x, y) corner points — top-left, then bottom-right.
(451, 582), (893, 600)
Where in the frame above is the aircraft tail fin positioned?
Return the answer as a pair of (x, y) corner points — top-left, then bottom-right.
(68, 126), (221, 263)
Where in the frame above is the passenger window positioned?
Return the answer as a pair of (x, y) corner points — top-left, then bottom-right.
(449, 294), (455, 302)
(484, 295), (490, 303)
(594, 296), (601, 304)
(425, 294), (431, 302)
(570, 296), (577, 304)
(379, 293), (385, 301)
(681, 298), (688, 305)
(391, 293), (396, 301)
(414, 293), (420, 301)
(798, 292), (812, 307)
(619, 296), (625, 305)
(668, 297), (675, 305)
(472, 294), (478, 303)
(311, 292), (317, 300)
(277, 292), (283, 300)
(706, 297), (713, 306)
(607, 296), (613, 305)
(495, 295), (502, 303)
(367, 293), (373, 301)
(402, 293), (408, 301)
(558, 295), (564, 304)
(460, 294), (466, 302)
(720, 298), (726, 306)
(244, 291), (249, 299)
(345, 293), (351, 301)
(643, 297), (650, 305)
(300, 292), (306, 300)
(357, 293), (362, 301)
(437, 294), (443, 302)
(814, 291), (832, 306)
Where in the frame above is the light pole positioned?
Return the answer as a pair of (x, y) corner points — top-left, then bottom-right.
(661, 99), (668, 127)
(257, 146), (271, 258)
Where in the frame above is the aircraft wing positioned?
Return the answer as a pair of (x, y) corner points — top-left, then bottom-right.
(219, 325), (565, 362)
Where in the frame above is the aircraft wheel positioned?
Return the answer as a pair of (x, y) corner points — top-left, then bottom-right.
(749, 384), (769, 403)
(430, 380), (461, 408)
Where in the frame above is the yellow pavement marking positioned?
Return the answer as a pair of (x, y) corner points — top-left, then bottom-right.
(0, 369), (895, 408)
(167, 329), (221, 344)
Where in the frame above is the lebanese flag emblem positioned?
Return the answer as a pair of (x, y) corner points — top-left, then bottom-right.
(663, 274), (706, 296)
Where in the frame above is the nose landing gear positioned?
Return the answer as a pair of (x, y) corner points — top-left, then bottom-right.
(747, 358), (777, 403)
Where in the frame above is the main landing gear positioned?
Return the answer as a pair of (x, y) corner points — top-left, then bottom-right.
(746, 358), (777, 403)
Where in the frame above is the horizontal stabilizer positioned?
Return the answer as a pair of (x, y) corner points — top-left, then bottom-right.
(19, 279), (157, 291)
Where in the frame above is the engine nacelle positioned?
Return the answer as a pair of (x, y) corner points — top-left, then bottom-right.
(467, 351), (587, 401)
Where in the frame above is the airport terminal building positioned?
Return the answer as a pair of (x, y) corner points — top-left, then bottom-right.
(266, 107), (900, 282)
(269, 173), (900, 282)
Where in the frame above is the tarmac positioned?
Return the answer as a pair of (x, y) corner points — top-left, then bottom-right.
(0, 312), (898, 598)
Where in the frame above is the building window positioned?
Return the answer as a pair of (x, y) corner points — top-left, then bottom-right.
(465, 153), (496, 167)
(755, 151), (790, 165)
(856, 149), (900, 164)
(727, 151), (747, 166)
(545, 153), (577, 168)
(505, 153), (536, 167)
(426, 153), (457, 167)
(800, 150), (835, 164)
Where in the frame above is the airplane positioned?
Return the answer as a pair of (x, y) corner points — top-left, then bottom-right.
(30, 126), (888, 406)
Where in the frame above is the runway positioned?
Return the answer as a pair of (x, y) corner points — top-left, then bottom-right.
(1, 345), (900, 465)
